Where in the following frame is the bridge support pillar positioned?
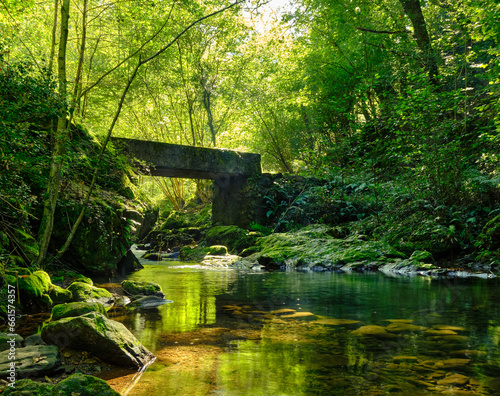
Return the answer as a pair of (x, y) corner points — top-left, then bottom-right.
(212, 176), (250, 228)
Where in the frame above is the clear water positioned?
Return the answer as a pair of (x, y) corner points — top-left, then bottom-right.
(109, 262), (500, 395)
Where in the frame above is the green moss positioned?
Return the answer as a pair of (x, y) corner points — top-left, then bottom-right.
(52, 373), (120, 395)
(410, 250), (434, 263)
(180, 245), (210, 261)
(0, 378), (53, 395)
(17, 270), (52, 303)
(40, 293), (53, 308)
(51, 301), (108, 321)
(5, 266), (32, 276)
(205, 225), (257, 254)
(121, 280), (163, 296)
(48, 284), (73, 304)
(254, 224), (405, 269)
(207, 245), (228, 255)
(67, 282), (113, 302)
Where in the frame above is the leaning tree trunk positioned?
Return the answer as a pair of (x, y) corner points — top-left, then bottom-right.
(36, 0), (70, 267)
(399, 0), (439, 86)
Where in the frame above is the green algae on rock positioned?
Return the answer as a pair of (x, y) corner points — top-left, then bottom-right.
(41, 311), (154, 369)
(51, 301), (108, 321)
(121, 280), (163, 296)
(246, 224), (405, 270)
(48, 284), (73, 305)
(67, 282), (113, 303)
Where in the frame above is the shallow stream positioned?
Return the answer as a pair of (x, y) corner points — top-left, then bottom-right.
(103, 259), (500, 395)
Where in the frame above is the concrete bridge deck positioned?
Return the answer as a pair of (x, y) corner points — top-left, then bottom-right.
(112, 137), (262, 227)
(112, 138), (261, 179)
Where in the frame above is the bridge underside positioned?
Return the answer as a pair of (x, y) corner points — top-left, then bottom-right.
(112, 137), (262, 227)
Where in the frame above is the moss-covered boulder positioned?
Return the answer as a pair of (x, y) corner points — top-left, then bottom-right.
(208, 245), (228, 255)
(248, 224), (405, 270)
(10, 270), (53, 306)
(41, 311), (155, 369)
(205, 226), (258, 254)
(0, 378), (53, 395)
(179, 245), (210, 261)
(0, 374), (120, 396)
(67, 282), (113, 303)
(121, 280), (163, 297)
(52, 373), (120, 396)
(51, 302), (108, 321)
(48, 284), (73, 305)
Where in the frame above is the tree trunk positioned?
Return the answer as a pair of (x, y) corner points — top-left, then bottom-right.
(48, 0), (59, 74)
(399, 0), (439, 85)
(36, 0), (70, 267)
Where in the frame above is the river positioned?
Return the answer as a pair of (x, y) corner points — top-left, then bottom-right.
(104, 258), (500, 395)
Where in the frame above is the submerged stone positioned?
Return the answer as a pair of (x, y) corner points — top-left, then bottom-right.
(281, 312), (316, 320)
(436, 373), (470, 386)
(352, 325), (395, 338)
(386, 322), (427, 333)
(270, 308), (296, 315)
(315, 319), (361, 326)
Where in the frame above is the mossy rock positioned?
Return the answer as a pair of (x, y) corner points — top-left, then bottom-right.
(40, 293), (53, 308)
(17, 270), (52, 303)
(52, 373), (120, 396)
(0, 378), (53, 395)
(240, 246), (261, 257)
(51, 301), (108, 321)
(72, 274), (93, 286)
(254, 224), (405, 269)
(207, 245), (228, 255)
(121, 280), (163, 297)
(48, 284), (73, 305)
(180, 245), (210, 261)
(67, 282), (113, 303)
(205, 225), (258, 254)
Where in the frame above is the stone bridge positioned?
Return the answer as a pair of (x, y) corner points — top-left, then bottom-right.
(112, 138), (262, 226)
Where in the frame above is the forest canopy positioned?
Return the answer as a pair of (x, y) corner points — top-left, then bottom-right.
(1, 0), (500, 267)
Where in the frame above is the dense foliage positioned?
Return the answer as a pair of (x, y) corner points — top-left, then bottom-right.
(0, 0), (499, 271)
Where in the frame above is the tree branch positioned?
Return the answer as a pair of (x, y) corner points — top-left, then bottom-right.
(356, 27), (409, 34)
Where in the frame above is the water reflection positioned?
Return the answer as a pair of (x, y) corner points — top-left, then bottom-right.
(112, 264), (500, 395)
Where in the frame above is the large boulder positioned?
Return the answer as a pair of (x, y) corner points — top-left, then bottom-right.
(0, 345), (60, 377)
(41, 311), (154, 369)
